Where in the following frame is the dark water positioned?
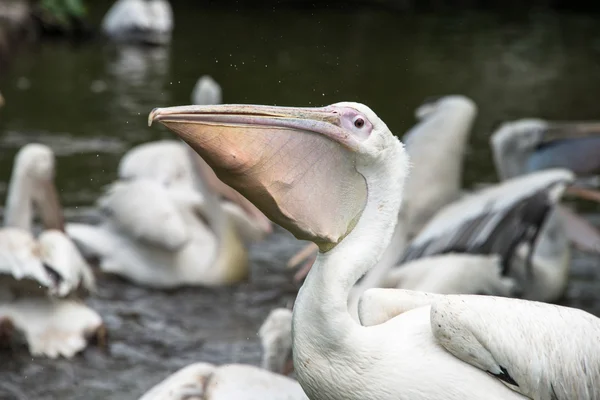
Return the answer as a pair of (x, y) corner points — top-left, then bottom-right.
(1, 3), (600, 399)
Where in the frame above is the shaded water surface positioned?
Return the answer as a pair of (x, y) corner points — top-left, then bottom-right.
(1, 3), (600, 398)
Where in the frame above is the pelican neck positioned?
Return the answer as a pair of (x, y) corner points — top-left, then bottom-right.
(292, 137), (408, 351)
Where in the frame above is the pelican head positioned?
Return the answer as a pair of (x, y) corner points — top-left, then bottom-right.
(149, 102), (404, 251)
(414, 95), (477, 121)
(491, 119), (600, 180)
(191, 75), (222, 105)
(258, 308), (293, 375)
(6, 144), (64, 231)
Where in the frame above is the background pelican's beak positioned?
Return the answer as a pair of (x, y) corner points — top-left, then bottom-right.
(35, 179), (65, 231)
(531, 122), (600, 175)
(150, 104), (367, 250)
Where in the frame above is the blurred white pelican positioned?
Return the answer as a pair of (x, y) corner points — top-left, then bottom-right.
(152, 101), (600, 400)
(0, 144), (104, 358)
(138, 308), (306, 400)
(101, 0), (173, 45)
(67, 140), (271, 288)
(66, 178), (249, 288)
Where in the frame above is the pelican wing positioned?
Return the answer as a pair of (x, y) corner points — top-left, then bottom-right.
(37, 230), (96, 297)
(358, 289), (600, 398)
(98, 180), (191, 252)
(430, 294), (600, 399)
(400, 170), (574, 269)
(0, 228), (55, 294)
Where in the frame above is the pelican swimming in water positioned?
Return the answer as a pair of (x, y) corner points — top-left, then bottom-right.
(151, 101), (600, 400)
(138, 308), (306, 400)
(0, 144), (105, 358)
(67, 140), (271, 288)
(101, 0), (173, 45)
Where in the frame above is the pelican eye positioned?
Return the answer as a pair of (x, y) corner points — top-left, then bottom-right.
(354, 117), (365, 128)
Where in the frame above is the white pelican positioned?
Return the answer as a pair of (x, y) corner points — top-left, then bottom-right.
(101, 0), (173, 46)
(66, 178), (252, 288)
(1, 144), (105, 358)
(118, 139), (272, 242)
(397, 168), (586, 302)
(151, 102), (600, 400)
(138, 308), (305, 400)
(67, 143), (271, 287)
(192, 75), (222, 106)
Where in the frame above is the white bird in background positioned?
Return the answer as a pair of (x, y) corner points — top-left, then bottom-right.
(101, 0), (173, 46)
(66, 175), (255, 288)
(151, 101), (600, 400)
(397, 169), (584, 302)
(138, 308), (306, 400)
(0, 144), (105, 359)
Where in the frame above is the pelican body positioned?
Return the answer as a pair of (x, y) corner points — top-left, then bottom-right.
(150, 102), (600, 400)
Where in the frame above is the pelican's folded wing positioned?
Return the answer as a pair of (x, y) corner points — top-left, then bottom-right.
(0, 228), (55, 294)
(37, 230), (96, 297)
(98, 180), (191, 252)
(400, 169), (574, 269)
(430, 295), (600, 399)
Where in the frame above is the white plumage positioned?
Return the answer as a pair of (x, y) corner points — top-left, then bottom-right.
(151, 101), (600, 399)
